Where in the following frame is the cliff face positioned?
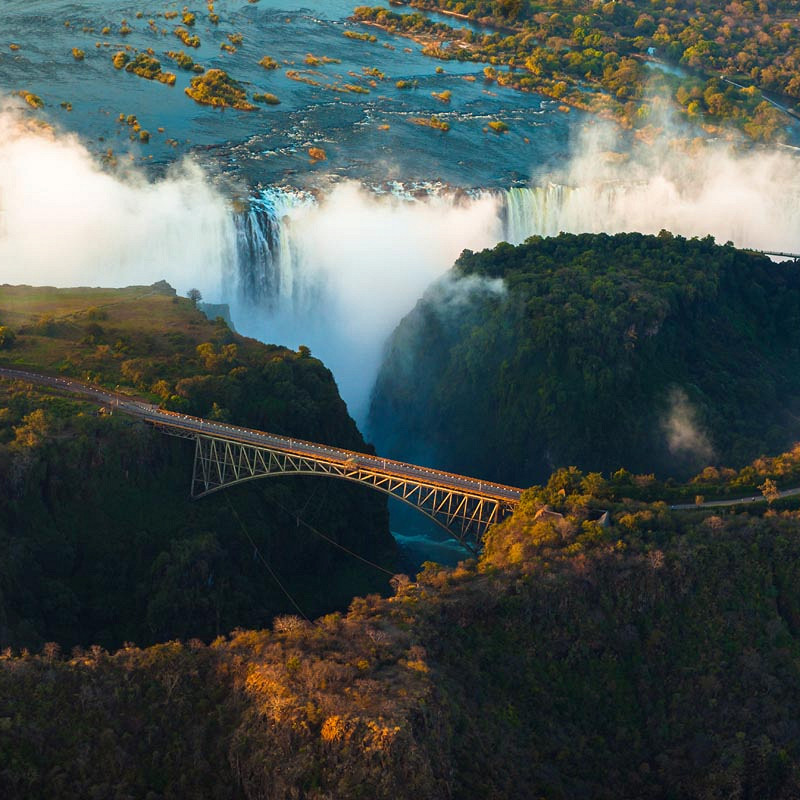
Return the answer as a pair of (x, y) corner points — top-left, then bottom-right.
(0, 283), (394, 650)
(368, 232), (800, 486)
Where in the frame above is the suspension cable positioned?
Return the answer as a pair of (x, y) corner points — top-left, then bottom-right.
(266, 492), (397, 577)
(223, 494), (310, 621)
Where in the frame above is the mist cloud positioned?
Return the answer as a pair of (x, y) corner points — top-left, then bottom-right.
(0, 106), (235, 297)
(546, 123), (800, 251)
(662, 387), (714, 464)
(4, 101), (800, 426)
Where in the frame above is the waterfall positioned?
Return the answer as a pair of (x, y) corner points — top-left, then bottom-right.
(7, 102), (800, 425)
(227, 173), (800, 424)
(231, 188), (316, 310)
(223, 182), (504, 423)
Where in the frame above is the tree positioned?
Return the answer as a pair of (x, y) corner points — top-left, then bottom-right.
(187, 288), (202, 306)
(0, 326), (15, 349)
(759, 478), (780, 505)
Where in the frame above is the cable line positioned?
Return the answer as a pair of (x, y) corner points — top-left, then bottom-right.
(223, 494), (310, 622)
(266, 493), (397, 577)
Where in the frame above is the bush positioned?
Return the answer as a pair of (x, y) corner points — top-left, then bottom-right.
(0, 326), (15, 349)
(185, 69), (255, 110)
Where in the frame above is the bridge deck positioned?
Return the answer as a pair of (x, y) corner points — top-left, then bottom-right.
(0, 366), (522, 504)
(752, 250), (800, 260)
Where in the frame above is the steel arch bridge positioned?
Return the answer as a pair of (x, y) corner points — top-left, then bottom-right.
(0, 367), (522, 553)
(160, 426), (519, 553)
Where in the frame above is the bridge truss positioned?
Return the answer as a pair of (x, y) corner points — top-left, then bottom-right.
(177, 431), (515, 553)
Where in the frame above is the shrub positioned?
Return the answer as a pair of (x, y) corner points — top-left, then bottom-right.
(253, 93), (280, 105)
(0, 326), (16, 349)
(18, 91), (44, 109)
(488, 119), (508, 133)
(185, 69), (255, 110)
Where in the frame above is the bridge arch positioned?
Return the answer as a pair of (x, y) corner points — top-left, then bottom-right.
(190, 433), (514, 553)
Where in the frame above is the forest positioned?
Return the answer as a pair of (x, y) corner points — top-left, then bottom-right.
(5, 253), (800, 796)
(368, 231), (800, 487)
(4, 467), (800, 798)
(0, 283), (395, 651)
(355, 0), (800, 140)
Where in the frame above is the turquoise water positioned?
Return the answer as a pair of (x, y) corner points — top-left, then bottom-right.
(0, 0), (585, 188)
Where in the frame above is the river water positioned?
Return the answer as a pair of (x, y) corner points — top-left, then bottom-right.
(0, 0), (581, 187)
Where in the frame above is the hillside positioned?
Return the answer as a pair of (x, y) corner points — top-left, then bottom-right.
(368, 231), (800, 486)
(0, 282), (395, 650)
(3, 471), (800, 798)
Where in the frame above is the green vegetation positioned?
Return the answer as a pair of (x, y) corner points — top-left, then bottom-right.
(185, 68), (256, 110)
(258, 55), (279, 69)
(547, 442), (800, 508)
(286, 69), (321, 87)
(118, 113), (146, 139)
(124, 53), (177, 86)
(370, 232), (800, 487)
(17, 91), (43, 109)
(304, 53), (341, 66)
(410, 114), (450, 130)
(344, 29), (377, 42)
(353, 1), (798, 141)
(0, 283), (393, 652)
(173, 25), (200, 48)
(253, 92), (280, 105)
(4, 468), (800, 797)
(165, 49), (203, 72)
(0, 327), (15, 350)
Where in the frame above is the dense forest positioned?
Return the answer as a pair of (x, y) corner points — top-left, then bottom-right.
(0, 283), (395, 651)
(355, 0), (800, 139)
(368, 232), (800, 487)
(4, 474), (800, 798)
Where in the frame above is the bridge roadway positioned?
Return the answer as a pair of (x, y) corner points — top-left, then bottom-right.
(6, 365), (800, 516)
(0, 366), (522, 505)
(752, 250), (800, 261)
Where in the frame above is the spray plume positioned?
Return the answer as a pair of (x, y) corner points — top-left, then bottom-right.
(3, 104), (800, 423)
